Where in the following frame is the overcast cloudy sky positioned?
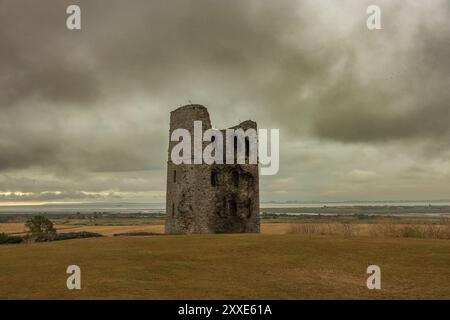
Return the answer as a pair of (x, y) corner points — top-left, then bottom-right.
(1, 0), (450, 205)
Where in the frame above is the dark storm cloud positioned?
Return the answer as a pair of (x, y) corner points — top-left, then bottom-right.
(0, 1), (100, 107)
(1, 0), (450, 202)
(310, 17), (450, 143)
(1, 0), (311, 174)
(0, 105), (167, 172)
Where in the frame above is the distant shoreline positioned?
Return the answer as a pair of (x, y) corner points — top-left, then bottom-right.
(2, 201), (450, 215)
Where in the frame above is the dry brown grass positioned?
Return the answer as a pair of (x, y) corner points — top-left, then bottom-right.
(260, 222), (295, 234)
(0, 223), (28, 234)
(287, 223), (359, 237)
(287, 221), (450, 240)
(0, 234), (449, 299)
(55, 224), (165, 236)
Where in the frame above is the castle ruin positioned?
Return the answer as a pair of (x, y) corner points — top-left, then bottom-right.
(165, 104), (260, 234)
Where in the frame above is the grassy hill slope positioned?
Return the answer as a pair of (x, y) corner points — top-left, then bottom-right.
(0, 234), (449, 299)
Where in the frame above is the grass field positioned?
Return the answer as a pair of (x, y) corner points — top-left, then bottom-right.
(0, 234), (449, 299)
(1, 209), (449, 299)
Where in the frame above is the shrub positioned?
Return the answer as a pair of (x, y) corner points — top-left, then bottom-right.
(25, 216), (56, 241)
(0, 233), (23, 245)
(35, 231), (102, 242)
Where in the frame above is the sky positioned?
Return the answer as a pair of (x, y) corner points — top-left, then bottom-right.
(1, 0), (450, 205)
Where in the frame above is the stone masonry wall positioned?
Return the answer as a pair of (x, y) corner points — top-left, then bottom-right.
(165, 104), (260, 234)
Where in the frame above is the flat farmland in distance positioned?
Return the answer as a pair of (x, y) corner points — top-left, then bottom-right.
(0, 222), (288, 236)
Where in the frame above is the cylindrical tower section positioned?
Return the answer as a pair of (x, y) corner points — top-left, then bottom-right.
(165, 104), (215, 234)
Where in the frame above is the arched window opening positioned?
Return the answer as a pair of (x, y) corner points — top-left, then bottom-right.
(228, 199), (237, 216)
(211, 170), (219, 187)
(232, 170), (239, 187)
(245, 199), (252, 218)
(233, 136), (238, 161)
(245, 137), (250, 158)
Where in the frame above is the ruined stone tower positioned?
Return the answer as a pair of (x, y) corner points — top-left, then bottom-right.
(165, 104), (260, 234)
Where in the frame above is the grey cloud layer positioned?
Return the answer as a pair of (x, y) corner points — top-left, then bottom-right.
(1, 0), (449, 202)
